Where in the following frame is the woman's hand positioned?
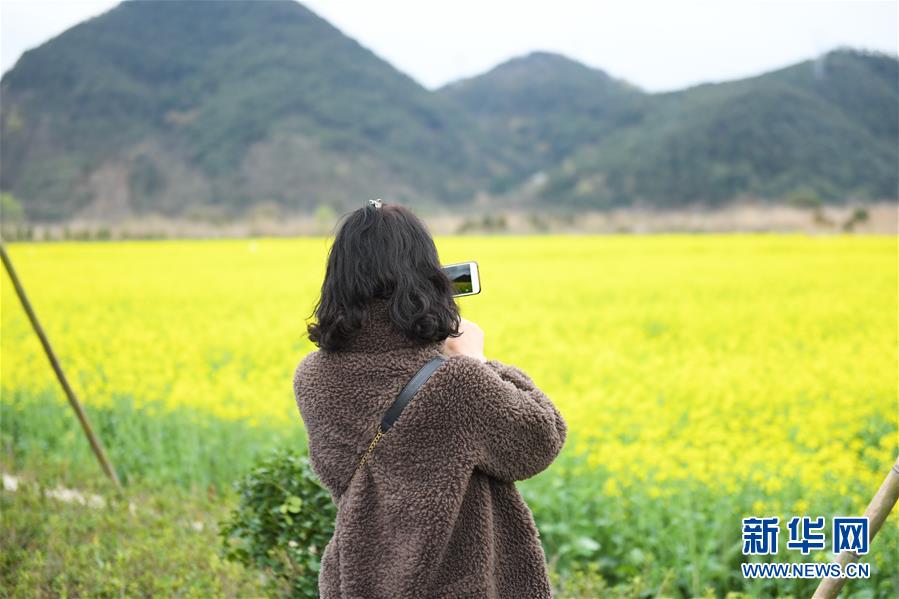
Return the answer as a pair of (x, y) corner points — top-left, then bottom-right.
(444, 317), (487, 363)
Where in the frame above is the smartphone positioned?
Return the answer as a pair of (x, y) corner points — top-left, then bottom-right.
(441, 261), (480, 297)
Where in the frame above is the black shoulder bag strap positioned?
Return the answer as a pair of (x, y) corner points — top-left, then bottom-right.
(352, 354), (447, 477)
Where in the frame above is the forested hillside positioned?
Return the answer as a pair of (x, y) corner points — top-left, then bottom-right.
(509, 49), (897, 208)
(1, 0), (895, 222)
(0, 0), (487, 221)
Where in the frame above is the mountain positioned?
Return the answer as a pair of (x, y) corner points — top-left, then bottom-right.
(0, 0), (488, 221)
(0, 0), (896, 223)
(512, 48), (898, 208)
(436, 51), (648, 194)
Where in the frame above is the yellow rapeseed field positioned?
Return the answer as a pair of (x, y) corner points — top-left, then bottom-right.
(2, 235), (896, 520)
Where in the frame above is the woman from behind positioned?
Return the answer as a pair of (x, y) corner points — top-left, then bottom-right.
(293, 200), (567, 598)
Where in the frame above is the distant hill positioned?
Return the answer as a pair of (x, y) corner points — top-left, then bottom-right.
(436, 51), (649, 194)
(512, 49), (898, 208)
(0, 0), (488, 221)
(0, 0), (896, 223)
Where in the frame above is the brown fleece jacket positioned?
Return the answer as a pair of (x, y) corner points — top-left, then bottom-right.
(293, 298), (568, 598)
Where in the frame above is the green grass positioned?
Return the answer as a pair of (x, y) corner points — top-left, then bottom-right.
(1, 388), (305, 492)
(2, 394), (895, 597)
(0, 460), (267, 598)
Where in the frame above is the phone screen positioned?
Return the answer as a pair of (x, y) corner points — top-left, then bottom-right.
(442, 262), (480, 297)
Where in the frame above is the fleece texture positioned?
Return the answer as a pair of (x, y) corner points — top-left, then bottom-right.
(293, 297), (568, 598)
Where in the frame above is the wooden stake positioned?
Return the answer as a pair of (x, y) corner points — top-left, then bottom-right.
(812, 456), (899, 598)
(0, 241), (121, 488)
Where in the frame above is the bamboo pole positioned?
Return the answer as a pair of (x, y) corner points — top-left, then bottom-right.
(0, 240), (121, 488)
(812, 456), (899, 598)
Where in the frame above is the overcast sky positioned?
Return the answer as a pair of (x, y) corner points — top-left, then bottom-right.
(1, 0), (895, 92)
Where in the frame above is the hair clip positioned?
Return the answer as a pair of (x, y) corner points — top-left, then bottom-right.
(368, 198), (383, 209)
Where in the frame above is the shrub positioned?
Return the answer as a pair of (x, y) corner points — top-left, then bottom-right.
(218, 447), (336, 598)
(843, 206), (869, 231)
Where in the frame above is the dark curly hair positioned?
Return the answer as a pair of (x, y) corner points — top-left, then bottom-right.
(306, 201), (461, 352)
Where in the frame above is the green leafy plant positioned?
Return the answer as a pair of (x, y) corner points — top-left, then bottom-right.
(219, 447), (336, 598)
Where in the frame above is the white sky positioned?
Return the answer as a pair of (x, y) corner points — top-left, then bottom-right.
(1, 0), (896, 92)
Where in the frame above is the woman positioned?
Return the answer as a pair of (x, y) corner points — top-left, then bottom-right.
(293, 200), (568, 598)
